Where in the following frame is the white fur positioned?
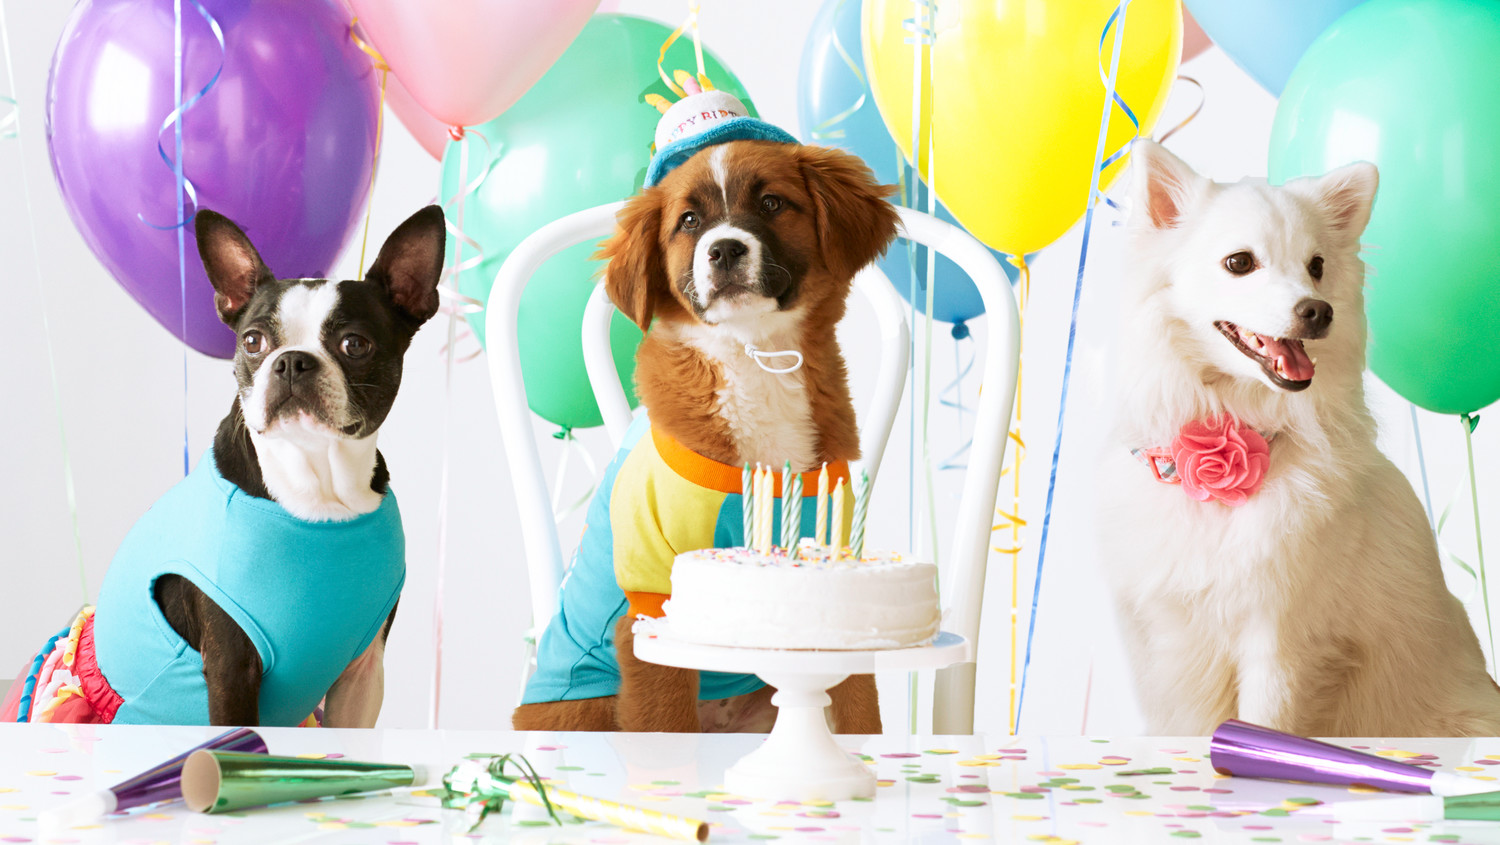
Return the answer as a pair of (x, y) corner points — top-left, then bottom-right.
(242, 282), (381, 523)
(1098, 140), (1500, 736)
(692, 222), (764, 312)
(670, 308), (819, 471)
(709, 144), (730, 206)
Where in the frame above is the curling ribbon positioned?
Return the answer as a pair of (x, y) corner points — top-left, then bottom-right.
(1155, 75), (1204, 145)
(657, 0), (707, 97)
(348, 19), (389, 279)
(0, 2), (88, 603)
(808, 0), (867, 142)
(430, 123), (500, 728)
(136, 0), (223, 477)
(935, 327), (977, 471)
(445, 754), (709, 841)
(1016, 0), (1137, 732)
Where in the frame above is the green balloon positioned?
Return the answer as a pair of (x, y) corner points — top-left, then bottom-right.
(438, 14), (759, 429)
(1268, 0), (1500, 415)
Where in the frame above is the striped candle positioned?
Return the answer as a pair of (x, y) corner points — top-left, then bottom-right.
(788, 467), (803, 550)
(741, 463), (753, 546)
(780, 461), (796, 550)
(756, 467), (774, 552)
(850, 468), (870, 560)
(814, 463), (829, 545)
(830, 477), (846, 552)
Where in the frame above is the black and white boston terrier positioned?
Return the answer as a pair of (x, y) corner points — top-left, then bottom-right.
(149, 206), (445, 727)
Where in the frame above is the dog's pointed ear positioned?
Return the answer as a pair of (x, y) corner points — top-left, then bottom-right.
(798, 146), (900, 280)
(367, 205), (446, 325)
(1304, 161), (1378, 240)
(195, 210), (274, 324)
(595, 189), (669, 331)
(1130, 139), (1204, 230)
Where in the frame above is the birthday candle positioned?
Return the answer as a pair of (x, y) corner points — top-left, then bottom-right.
(830, 477), (846, 552)
(756, 468), (774, 553)
(741, 463), (753, 546)
(850, 469), (870, 560)
(814, 463), (829, 545)
(780, 461), (796, 550)
(788, 468), (803, 550)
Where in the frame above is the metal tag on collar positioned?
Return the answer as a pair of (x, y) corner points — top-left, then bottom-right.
(744, 344), (804, 375)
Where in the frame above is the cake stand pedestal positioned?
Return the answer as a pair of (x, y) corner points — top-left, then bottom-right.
(633, 627), (969, 802)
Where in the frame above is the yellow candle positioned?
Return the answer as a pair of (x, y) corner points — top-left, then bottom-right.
(814, 463), (829, 545)
(830, 477), (846, 552)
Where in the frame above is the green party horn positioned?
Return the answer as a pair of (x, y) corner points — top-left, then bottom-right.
(181, 751), (427, 813)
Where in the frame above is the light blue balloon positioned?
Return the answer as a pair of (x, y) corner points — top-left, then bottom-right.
(1183, 0), (1369, 95)
(796, 0), (1019, 327)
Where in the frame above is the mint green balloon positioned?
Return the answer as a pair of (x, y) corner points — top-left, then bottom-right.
(1268, 0), (1500, 415)
(438, 14), (758, 429)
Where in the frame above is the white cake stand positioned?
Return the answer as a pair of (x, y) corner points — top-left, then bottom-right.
(633, 624), (970, 801)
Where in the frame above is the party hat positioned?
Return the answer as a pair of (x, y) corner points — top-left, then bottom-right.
(40, 728), (266, 831)
(181, 751), (426, 813)
(644, 69), (796, 187)
(1210, 719), (1490, 796)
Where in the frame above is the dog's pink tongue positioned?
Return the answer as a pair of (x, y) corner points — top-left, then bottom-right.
(1257, 334), (1316, 381)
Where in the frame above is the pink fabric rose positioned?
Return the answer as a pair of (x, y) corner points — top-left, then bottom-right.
(1170, 416), (1270, 507)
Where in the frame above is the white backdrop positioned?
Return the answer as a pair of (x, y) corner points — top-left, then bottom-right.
(3, 0), (1495, 735)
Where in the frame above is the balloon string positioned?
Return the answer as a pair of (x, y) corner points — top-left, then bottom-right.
(1, 4), (88, 604)
(348, 18), (390, 280)
(992, 256), (1030, 734)
(1016, 0), (1134, 733)
(657, 0), (705, 97)
(1410, 403), (1437, 533)
(936, 331), (977, 471)
(1462, 413), (1493, 676)
(1155, 75), (1204, 145)
(808, 0), (867, 142)
(550, 428), (600, 524)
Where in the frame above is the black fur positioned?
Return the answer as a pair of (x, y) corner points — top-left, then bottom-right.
(146, 206), (443, 726)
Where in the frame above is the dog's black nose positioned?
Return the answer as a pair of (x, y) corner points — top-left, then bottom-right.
(707, 238), (748, 270)
(272, 350), (320, 384)
(1294, 298), (1334, 336)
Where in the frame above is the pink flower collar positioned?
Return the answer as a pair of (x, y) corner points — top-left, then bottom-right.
(1131, 416), (1273, 507)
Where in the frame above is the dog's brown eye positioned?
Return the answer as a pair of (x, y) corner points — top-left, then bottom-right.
(1223, 251), (1257, 275)
(761, 194), (781, 213)
(1308, 255), (1324, 280)
(679, 211), (699, 231)
(242, 330), (265, 355)
(341, 334), (372, 359)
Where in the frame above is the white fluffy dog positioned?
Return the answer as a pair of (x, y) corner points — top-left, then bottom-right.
(1098, 139), (1500, 736)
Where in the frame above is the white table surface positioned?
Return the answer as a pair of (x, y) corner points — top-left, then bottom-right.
(5, 724), (1500, 844)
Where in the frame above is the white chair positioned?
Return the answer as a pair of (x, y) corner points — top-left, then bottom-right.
(485, 203), (1020, 734)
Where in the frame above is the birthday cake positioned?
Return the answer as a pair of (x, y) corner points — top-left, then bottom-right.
(663, 544), (940, 650)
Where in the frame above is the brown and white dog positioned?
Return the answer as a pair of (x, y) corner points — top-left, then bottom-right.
(511, 139), (900, 733)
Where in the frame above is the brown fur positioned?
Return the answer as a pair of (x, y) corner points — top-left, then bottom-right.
(515, 141), (898, 734)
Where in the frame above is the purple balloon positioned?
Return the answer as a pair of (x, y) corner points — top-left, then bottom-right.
(47, 0), (379, 358)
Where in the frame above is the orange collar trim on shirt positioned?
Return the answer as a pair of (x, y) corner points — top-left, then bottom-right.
(650, 427), (851, 495)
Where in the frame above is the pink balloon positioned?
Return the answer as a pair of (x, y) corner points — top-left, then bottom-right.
(348, 0), (599, 128)
(1183, 6), (1212, 62)
(383, 73), (451, 160)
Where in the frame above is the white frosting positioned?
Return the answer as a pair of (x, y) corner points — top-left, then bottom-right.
(664, 545), (940, 650)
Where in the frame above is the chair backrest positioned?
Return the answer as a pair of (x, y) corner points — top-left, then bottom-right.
(484, 203), (1019, 734)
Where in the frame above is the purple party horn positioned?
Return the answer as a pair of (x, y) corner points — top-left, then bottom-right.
(1210, 719), (1487, 796)
(40, 728), (267, 831)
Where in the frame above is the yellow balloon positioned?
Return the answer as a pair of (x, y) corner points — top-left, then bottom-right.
(864, 0), (1182, 256)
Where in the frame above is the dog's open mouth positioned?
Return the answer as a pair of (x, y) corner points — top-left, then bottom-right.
(1214, 320), (1315, 392)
